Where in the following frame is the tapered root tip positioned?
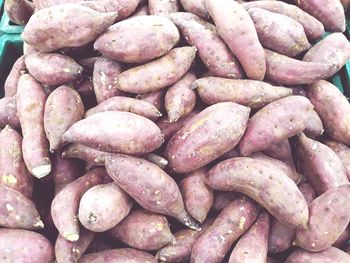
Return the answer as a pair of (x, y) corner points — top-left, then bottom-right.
(181, 214), (202, 231)
(34, 218), (45, 229)
(64, 232), (80, 242)
(32, 164), (51, 178)
(156, 253), (167, 262)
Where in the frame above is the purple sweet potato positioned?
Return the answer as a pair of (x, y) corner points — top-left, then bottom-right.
(296, 132), (349, 194)
(4, 56), (26, 97)
(116, 46), (196, 94)
(4, 0), (34, 25)
(62, 111), (164, 155)
(25, 51), (83, 86)
(333, 225), (350, 247)
(94, 16), (180, 63)
(105, 154), (200, 230)
(304, 110), (324, 138)
(220, 147), (240, 160)
(165, 72), (196, 122)
(169, 12), (243, 79)
(79, 248), (157, 263)
(191, 197), (259, 263)
(193, 77), (292, 109)
(323, 139), (350, 179)
(33, 0), (81, 9)
(137, 89), (166, 113)
(295, 0), (346, 32)
(79, 183), (133, 232)
(286, 246), (350, 263)
(130, 4), (149, 16)
(109, 209), (174, 251)
(144, 154), (168, 169)
(211, 191), (238, 212)
(296, 184), (350, 251)
(23, 4), (117, 52)
(239, 96), (313, 156)
(79, 57), (98, 73)
(180, 168), (213, 223)
(51, 168), (110, 241)
(0, 229), (54, 263)
(55, 229), (94, 263)
(17, 74), (51, 178)
(206, 0), (265, 80)
(148, 0), (179, 16)
(179, 0), (209, 19)
(229, 212), (269, 263)
(0, 97), (20, 130)
(52, 150), (84, 185)
(206, 157), (309, 228)
(166, 102), (250, 173)
(44, 86), (84, 151)
(298, 182), (318, 204)
(0, 126), (33, 198)
(85, 96), (162, 121)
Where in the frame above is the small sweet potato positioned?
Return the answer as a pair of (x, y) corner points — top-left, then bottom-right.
(0, 97), (20, 130)
(323, 139), (350, 179)
(211, 191), (238, 212)
(239, 96), (313, 156)
(116, 46), (196, 94)
(4, 0), (34, 25)
(286, 246), (350, 263)
(137, 89), (165, 113)
(304, 110), (324, 138)
(206, 157), (309, 228)
(191, 196), (259, 263)
(166, 102), (250, 173)
(4, 56), (26, 97)
(79, 183), (133, 232)
(149, 0), (179, 16)
(193, 77), (292, 109)
(179, 0), (209, 19)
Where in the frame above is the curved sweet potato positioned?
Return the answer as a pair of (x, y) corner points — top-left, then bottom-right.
(323, 139), (350, 179)
(4, 0), (34, 25)
(211, 191), (238, 212)
(149, 0), (179, 16)
(52, 150), (84, 185)
(0, 97), (20, 130)
(304, 110), (324, 138)
(179, 0), (209, 19)
(137, 89), (165, 113)
(4, 56), (26, 97)
(285, 247), (350, 263)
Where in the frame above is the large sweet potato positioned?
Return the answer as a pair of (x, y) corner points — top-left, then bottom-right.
(0, 97), (20, 130)
(286, 247), (350, 262)
(4, 56), (26, 97)
(304, 110), (324, 138)
(149, 0), (179, 16)
(323, 139), (350, 179)
(4, 0), (34, 25)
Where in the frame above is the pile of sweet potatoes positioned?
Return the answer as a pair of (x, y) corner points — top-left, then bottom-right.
(1, 0), (350, 262)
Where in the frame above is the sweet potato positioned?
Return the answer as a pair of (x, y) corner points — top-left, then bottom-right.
(17, 74), (51, 178)
(32, 0), (81, 9)
(169, 12), (243, 79)
(229, 212), (269, 263)
(239, 96), (313, 156)
(286, 246), (350, 263)
(341, 0), (349, 9)
(79, 248), (157, 263)
(0, 229), (54, 263)
(323, 139), (350, 179)
(191, 196), (259, 263)
(131, 4), (149, 16)
(165, 72), (196, 122)
(55, 229), (94, 263)
(220, 147), (240, 160)
(295, 0), (346, 32)
(0, 97), (20, 130)
(265, 49), (335, 85)
(85, 96), (162, 121)
(193, 77), (292, 109)
(109, 209), (174, 251)
(79, 57), (98, 73)
(206, 0), (265, 80)
(304, 110), (324, 138)
(334, 225), (350, 247)
(144, 154), (168, 169)
(211, 191), (238, 212)
(94, 16), (179, 63)
(52, 150), (84, 185)
(79, 183), (133, 232)
(179, 0), (209, 19)
(137, 90), (165, 113)
(116, 46), (196, 94)
(308, 80), (350, 144)
(4, 0), (34, 25)
(51, 168), (110, 241)
(105, 154), (200, 230)
(23, 42), (37, 55)
(149, 0), (179, 15)
(296, 184), (350, 251)
(296, 133), (349, 194)
(166, 102), (250, 173)
(4, 56), (26, 97)
(206, 157), (309, 228)
(0, 126), (32, 198)
(23, 4), (117, 52)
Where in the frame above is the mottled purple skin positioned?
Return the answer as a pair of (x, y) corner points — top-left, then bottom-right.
(296, 133), (349, 194)
(4, 0), (34, 25)
(295, 0), (345, 32)
(52, 150), (84, 185)
(191, 197), (259, 263)
(105, 154), (200, 230)
(303, 33), (350, 76)
(109, 209), (174, 251)
(130, 4), (149, 17)
(144, 153), (168, 169)
(296, 185), (350, 251)
(242, 1), (324, 40)
(291, 86), (307, 97)
(180, 168), (213, 223)
(304, 110), (324, 138)
(137, 89), (165, 113)
(51, 168), (110, 241)
(17, 74), (51, 179)
(0, 97), (20, 130)
(165, 72), (196, 123)
(299, 182), (318, 204)
(149, 0), (179, 16)
(0, 229), (54, 263)
(265, 49), (335, 85)
(206, 0), (265, 80)
(166, 102), (250, 173)
(286, 247), (350, 263)
(323, 139), (350, 180)
(79, 183), (133, 232)
(206, 157), (309, 228)
(55, 229), (94, 263)
(309, 81), (350, 144)
(4, 56), (26, 97)
(23, 4), (118, 52)
(193, 77), (292, 109)
(211, 191), (238, 212)
(25, 52), (83, 86)
(85, 96), (162, 121)
(229, 212), (269, 263)
(180, 0), (209, 19)
(79, 248), (157, 263)
(333, 225), (350, 247)
(75, 78), (95, 99)
(44, 86), (84, 151)
(95, 16), (179, 63)
(0, 126), (33, 198)
(116, 46), (196, 94)
(92, 56), (124, 104)
(170, 12), (243, 79)
(79, 57), (98, 74)
(239, 96), (313, 156)
(248, 8), (310, 57)
(156, 218), (214, 263)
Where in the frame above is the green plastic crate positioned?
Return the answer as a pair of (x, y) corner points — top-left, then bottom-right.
(0, 0), (24, 34)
